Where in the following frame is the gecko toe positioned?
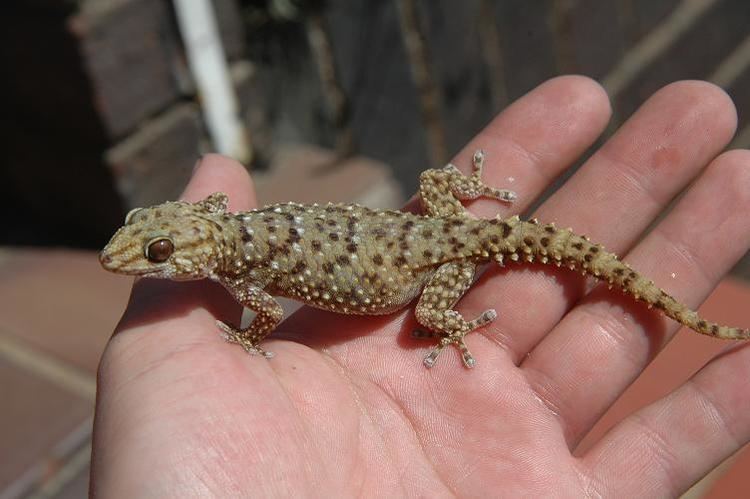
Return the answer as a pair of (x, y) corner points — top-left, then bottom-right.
(216, 320), (274, 358)
(216, 320), (239, 342)
(423, 346), (444, 368)
(421, 332), (477, 369)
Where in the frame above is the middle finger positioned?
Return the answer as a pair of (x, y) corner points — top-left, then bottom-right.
(459, 81), (737, 363)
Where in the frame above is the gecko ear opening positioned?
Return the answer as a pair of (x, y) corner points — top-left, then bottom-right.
(200, 192), (229, 214)
(124, 207), (143, 224)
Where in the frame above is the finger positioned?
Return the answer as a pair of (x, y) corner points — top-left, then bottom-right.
(523, 149), (750, 447)
(455, 75), (612, 218)
(181, 153), (257, 210)
(279, 76), (612, 347)
(581, 342), (750, 497)
(113, 155), (256, 343)
(461, 81), (737, 363)
(403, 75), (612, 218)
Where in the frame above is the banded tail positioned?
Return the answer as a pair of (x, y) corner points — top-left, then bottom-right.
(493, 216), (749, 340)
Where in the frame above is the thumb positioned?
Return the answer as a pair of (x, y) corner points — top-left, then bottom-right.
(182, 153), (257, 211)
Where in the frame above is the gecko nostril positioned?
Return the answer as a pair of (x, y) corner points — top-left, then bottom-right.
(99, 252), (112, 266)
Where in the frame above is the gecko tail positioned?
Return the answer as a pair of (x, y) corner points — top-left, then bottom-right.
(513, 220), (750, 341)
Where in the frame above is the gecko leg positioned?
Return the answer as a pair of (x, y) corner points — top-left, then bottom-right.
(419, 149), (516, 217)
(216, 280), (283, 358)
(414, 262), (496, 368)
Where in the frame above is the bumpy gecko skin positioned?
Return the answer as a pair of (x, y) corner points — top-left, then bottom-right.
(100, 150), (749, 367)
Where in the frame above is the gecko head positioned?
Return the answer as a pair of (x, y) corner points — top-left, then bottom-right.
(100, 193), (238, 280)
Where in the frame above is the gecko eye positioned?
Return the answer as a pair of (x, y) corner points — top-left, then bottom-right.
(145, 238), (174, 263)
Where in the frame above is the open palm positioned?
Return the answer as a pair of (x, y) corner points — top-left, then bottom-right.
(92, 76), (750, 496)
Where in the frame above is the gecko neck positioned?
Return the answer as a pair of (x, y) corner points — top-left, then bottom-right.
(206, 215), (247, 277)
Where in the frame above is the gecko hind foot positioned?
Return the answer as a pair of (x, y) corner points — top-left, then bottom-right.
(417, 308), (497, 369)
(216, 321), (275, 358)
(423, 333), (476, 369)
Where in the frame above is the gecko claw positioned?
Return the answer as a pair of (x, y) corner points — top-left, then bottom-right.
(462, 353), (476, 368)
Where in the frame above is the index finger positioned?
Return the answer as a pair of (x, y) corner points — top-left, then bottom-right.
(182, 153), (258, 210)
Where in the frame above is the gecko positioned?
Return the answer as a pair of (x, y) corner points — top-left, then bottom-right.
(100, 150), (750, 368)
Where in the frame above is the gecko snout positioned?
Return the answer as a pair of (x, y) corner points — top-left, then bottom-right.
(99, 250), (115, 269)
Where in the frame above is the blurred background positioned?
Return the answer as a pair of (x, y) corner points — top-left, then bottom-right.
(2, 0), (750, 496)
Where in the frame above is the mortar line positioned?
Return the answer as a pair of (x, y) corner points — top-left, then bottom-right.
(601, 0), (720, 96)
(730, 122), (750, 150)
(709, 33), (750, 88)
(0, 331), (96, 401)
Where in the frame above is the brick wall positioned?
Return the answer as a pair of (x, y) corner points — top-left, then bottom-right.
(2, 0), (253, 247)
(4, 0), (750, 249)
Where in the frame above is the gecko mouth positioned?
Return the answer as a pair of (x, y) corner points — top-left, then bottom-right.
(99, 251), (164, 276)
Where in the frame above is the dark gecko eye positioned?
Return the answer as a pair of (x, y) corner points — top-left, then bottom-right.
(145, 238), (174, 263)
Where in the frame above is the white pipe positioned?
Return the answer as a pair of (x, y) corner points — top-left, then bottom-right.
(173, 0), (250, 161)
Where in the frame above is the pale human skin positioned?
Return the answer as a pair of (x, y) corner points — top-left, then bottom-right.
(91, 76), (750, 496)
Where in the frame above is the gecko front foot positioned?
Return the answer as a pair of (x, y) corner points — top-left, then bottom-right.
(216, 321), (275, 358)
(413, 309), (497, 368)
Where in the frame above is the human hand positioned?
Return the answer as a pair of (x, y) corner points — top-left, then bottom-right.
(91, 76), (750, 496)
